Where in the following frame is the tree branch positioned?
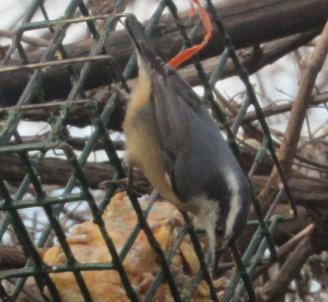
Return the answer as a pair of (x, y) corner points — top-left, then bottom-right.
(0, 32), (322, 131)
(1, 154), (327, 207)
(259, 234), (315, 302)
(7, 132), (125, 151)
(1, 0), (327, 106)
(0, 29), (49, 48)
(259, 208), (328, 301)
(258, 20), (328, 212)
(0, 244), (26, 270)
(239, 92), (328, 124)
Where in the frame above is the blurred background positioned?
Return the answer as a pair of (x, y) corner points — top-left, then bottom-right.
(0, 0), (328, 301)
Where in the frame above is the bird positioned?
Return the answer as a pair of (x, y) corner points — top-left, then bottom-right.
(123, 15), (251, 272)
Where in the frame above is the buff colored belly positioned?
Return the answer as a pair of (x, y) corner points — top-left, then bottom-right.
(123, 104), (181, 207)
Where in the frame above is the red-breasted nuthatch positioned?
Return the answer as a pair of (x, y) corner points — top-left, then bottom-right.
(123, 16), (251, 266)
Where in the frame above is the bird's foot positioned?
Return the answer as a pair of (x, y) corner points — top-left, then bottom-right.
(111, 83), (131, 102)
(99, 178), (150, 197)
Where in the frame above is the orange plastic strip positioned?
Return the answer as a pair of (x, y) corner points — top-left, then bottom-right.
(168, 0), (212, 68)
(190, 0), (195, 16)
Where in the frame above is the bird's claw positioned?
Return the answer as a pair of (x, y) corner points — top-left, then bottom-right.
(111, 84), (131, 102)
(99, 178), (150, 197)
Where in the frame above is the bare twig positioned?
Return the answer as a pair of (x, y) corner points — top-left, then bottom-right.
(259, 234), (315, 302)
(7, 131), (125, 151)
(258, 20), (328, 212)
(254, 224), (314, 278)
(0, 29), (49, 47)
(238, 92), (328, 124)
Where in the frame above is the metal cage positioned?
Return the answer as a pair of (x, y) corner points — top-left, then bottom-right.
(0, 0), (300, 301)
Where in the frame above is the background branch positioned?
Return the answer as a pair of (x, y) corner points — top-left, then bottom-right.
(0, 0), (327, 107)
(259, 20), (328, 212)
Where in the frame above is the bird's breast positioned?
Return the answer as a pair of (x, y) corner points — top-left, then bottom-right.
(123, 103), (180, 206)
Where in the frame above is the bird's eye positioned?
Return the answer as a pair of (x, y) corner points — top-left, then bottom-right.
(216, 227), (224, 236)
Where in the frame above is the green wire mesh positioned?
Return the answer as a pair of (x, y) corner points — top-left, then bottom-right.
(0, 0), (294, 301)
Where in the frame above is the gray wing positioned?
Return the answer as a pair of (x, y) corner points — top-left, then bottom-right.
(125, 15), (202, 162)
(125, 16), (206, 194)
(149, 56), (202, 161)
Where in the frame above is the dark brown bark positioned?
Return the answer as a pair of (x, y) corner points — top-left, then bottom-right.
(0, 41), (326, 131)
(1, 0), (327, 107)
(0, 245), (26, 270)
(259, 234), (315, 302)
(1, 154), (327, 208)
(259, 211), (328, 302)
(0, 154), (116, 190)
